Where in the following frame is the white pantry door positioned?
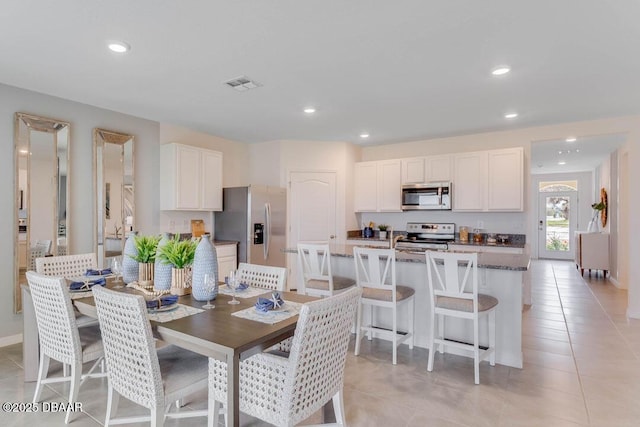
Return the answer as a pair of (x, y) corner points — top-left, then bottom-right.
(288, 171), (337, 289)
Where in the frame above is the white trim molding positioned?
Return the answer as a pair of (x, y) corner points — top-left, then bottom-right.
(0, 333), (23, 348)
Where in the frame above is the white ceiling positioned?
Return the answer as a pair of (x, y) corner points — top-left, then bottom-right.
(2, 1), (639, 146)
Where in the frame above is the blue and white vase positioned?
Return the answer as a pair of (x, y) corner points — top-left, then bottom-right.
(191, 233), (218, 301)
(154, 233), (172, 291)
(122, 231), (139, 284)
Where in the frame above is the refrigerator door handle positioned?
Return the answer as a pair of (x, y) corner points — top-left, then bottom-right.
(264, 202), (271, 260)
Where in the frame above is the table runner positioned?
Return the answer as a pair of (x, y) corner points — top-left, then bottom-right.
(218, 285), (270, 299)
(231, 300), (302, 325)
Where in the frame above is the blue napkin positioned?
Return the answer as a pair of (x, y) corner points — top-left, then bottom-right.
(69, 277), (106, 291)
(224, 278), (249, 291)
(146, 295), (179, 310)
(86, 268), (112, 276)
(255, 292), (285, 312)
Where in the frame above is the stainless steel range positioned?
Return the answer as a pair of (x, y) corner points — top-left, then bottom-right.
(395, 222), (455, 251)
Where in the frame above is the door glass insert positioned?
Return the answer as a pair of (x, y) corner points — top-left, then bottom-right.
(545, 195), (571, 252)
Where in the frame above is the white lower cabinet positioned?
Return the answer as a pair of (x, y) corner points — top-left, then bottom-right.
(216, 243), (238, 279)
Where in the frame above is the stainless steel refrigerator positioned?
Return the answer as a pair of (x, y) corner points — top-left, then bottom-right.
(214, 185), (286, 268)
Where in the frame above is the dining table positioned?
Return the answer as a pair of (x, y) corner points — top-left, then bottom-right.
(22, 282), (316, 427)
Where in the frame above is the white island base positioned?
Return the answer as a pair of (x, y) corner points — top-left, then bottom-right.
(330, 250), (525, 369)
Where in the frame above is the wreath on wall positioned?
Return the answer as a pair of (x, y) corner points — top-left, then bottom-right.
(599, 188), (608, 228)
(591, 187), (608, 229)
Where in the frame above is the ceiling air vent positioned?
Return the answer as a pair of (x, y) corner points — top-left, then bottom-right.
(224, 76), (261, 92)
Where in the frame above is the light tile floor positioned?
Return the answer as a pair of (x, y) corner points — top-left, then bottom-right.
(1, 259), (638, 426)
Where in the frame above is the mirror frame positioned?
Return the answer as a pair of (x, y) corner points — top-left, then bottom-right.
(14, 112), (71, 313)
(93, 128), (135, 268)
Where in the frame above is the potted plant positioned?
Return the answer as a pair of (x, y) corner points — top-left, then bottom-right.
(157, 234), (198, 295)
(130, 235), (161, 283)
(588, 201), (606, 232)
(378, 224), (389, 240)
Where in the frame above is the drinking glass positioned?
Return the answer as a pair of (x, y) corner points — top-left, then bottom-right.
(227, 270), (240, 305)
(111, 257), (123, 288)
(202, 273), (216, 309)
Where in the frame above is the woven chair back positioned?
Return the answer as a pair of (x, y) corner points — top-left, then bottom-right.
(36, 252), (97, 277)
(92, 286), (164, 410)
(237, 262), (287, 291)
(26, 271), (81, 366)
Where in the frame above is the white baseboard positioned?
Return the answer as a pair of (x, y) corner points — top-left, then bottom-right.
(627, 309), (640, 320)
(0, 333), (23, 348)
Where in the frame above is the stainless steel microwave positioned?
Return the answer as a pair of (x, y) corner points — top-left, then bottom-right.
(401, 182), (451, 210)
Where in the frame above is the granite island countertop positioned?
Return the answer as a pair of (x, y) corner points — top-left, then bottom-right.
(285, 244), (530, 272)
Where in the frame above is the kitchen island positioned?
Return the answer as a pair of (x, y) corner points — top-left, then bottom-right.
(287, 244), (529, 368)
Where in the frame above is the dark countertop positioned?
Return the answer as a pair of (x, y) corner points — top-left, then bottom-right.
(213, 240), (238, 246)
(347, 230), (526, 249)
(286, 244), (530, 271)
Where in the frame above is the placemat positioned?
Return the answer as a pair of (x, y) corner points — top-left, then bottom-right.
(231, 300), (302, 325)
(148, 304), (204, 323)
(218, 285), (270, 299)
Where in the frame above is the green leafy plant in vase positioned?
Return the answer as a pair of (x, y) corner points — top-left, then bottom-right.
(378, 224), (389, 240)
(588, 201), (606, 232)
(130, 235), (161, 283)
(156, 234), (198, 295)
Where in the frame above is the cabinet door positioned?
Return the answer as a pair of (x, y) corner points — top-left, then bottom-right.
(175, 145), (201, 209)
(377, 160), (402, 211)
(425, 154), (452, 182)
(201, 150), (223, 211)
(453, 152), (486, 211)
(487, 148), (523, 211)
(401, 157), (425, 184)
(354, 162), (378, 212)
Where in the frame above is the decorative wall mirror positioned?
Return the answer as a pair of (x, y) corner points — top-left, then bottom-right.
(94, 128), (135, 268)
(14, 112), (71, 313)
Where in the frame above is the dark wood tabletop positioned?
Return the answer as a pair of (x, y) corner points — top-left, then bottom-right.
(72, 286), (316, 427)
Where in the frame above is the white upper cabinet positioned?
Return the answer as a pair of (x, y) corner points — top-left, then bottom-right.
(401, 154), (451, 184)
(487, 148), (524, 211)
(401, 157), (425, 184)
(355, 159), (402, 212)
(452, 147), (523, 212)
(425, 154), (452, 182)
(160, 143), (223, 211)
(453, 151), (487, 211)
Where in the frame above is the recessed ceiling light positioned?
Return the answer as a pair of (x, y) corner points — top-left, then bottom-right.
(303, 107), (316, 114)
(19, 149), (28, 154)
(504, 112), (518, 119)
(492, 66), (511, 76)
(108, 41), (130, 53)
(566, 137), (577, 142)
(360, 133), (370, 138)
(558, 161), (566, 165)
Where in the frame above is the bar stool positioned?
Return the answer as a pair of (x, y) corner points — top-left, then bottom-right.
(297, 243), (355, 297)
(353, 247), (415, 365)
(425, 251), (498, 384)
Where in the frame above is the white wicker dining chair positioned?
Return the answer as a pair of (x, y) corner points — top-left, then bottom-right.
(353, 247), (415, 365)
(208, 286), (362, 427)
(297, 243), (356, 297)
(26, 271), (106, 424)
(35, 252), (97, 278)
(92, 286), (208, 426)
(236, 262), (287, 291)
(426, 251), (498, 384)
(28, 245), (49, 272)
(36, 252), (99, 328)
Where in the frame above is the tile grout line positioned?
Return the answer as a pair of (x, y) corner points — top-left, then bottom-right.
(551, 262), (591, 426)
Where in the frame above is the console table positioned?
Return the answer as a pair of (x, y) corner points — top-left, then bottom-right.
(575, 232), (609, 277)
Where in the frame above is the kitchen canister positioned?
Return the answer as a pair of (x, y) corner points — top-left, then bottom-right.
(191, 233), (219, 301)
(122, 231), (139, 284)
(153, 232), (172, 290)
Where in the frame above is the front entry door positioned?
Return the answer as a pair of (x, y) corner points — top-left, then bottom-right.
(538, 191), (578, 260)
